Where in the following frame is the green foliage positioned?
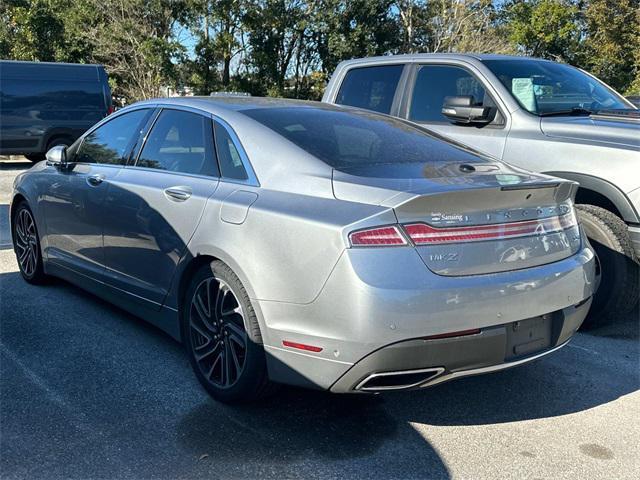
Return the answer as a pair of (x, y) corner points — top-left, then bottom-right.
(1, 0), (70, 61)
(580, 0), (640, 94)
(503, 0), (580, 61)
(1, 0), (638, 100)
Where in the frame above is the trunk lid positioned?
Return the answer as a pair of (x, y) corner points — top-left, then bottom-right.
(334, 161), (582, 276)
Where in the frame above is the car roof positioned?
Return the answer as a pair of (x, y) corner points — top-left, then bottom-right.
(134, 96), (346, 114)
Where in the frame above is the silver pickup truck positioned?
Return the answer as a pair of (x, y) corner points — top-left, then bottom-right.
(323, 54), (639, 325)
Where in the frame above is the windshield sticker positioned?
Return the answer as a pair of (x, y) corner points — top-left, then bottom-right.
(512, 78), (537, 112)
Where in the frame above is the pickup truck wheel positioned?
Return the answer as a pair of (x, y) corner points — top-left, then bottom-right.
(576, 204), (639, 328)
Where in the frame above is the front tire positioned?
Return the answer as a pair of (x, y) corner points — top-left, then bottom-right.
(576, 204), (639, 327)
(182, 261), (275, 403)
(12, 202), (48, 284)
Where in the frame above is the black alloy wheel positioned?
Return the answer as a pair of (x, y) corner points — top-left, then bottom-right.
(189, 277), (248, 389)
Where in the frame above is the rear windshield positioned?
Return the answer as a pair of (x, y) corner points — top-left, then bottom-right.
(242, 106), (482, 168)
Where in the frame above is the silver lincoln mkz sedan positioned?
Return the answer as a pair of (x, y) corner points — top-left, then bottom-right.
(11, 97), (597, 402)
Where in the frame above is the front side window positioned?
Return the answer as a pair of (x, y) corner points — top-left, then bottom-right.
(335, 65), (404, 114)
(483, 59), (631, 115)
(214, 122), (248, 180)
(137, 109), (218, 176)
(409, 65), (488, 122)
(75, 109), (149, 164)
(243, 106), (483, 169)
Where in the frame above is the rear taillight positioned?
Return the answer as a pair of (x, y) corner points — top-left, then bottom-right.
(349, 225), (407, 246)
(404, 211), (578, 245)
(107, 105), (115, 115)
(349, 211), (578, 247)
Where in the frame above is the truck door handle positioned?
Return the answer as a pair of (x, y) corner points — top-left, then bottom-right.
(87, 174), (105, 186)
(164, 186), (192, 202)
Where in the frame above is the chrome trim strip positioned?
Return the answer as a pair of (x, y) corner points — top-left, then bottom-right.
(355, 367), (446, 391)
(422, 339), (571, 388)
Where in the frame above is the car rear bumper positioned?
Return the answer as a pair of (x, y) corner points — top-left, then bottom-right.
(258, 244), (597, 391)
(329, 298), (589, 393)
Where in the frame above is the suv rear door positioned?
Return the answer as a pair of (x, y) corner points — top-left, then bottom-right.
(400, 63), (510, 159)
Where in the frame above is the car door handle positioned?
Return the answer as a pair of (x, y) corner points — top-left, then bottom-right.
(87, 174), (105, 186)
(164, 186), (192, 202)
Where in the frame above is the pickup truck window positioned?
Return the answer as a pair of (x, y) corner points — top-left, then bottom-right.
(335, 65), (403, 114)
(482, 59), (631, 115)
(409, 65), (487, 122)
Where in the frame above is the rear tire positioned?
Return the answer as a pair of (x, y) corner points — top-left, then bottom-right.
(182, 261), (276, 403)
(12, 202), (48, 284)
(576, 204), (639, 328)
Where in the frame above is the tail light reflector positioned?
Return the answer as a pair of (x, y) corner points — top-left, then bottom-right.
(349, 225), (407, 247)
(282, 340), (323, 352)
(404, 211), (577, 245)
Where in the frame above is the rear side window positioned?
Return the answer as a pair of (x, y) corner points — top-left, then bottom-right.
(409, 65), (487, 122)
(214, 122), (248, 180)
(75, 109), (149, 165)
(137, 109), (218, 177)
(335, 65), (403, 114)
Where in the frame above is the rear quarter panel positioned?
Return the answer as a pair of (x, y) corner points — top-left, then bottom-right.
(177, 185), (396, 307)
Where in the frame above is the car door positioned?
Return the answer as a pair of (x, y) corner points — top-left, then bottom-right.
(101, 107), (220, 307)
(42, 108), (152, 279)
(402, 63), (509, 159)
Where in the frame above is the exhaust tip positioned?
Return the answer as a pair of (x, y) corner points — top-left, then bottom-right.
(355, 367), (445, 392)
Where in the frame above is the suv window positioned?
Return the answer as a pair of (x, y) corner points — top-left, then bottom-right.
(409, 65), (488, 122)
(137, 109), (218, 176)
(335, 65), (403, 114)
(214, 122), (248, 180)
(75, 109), (149, 164)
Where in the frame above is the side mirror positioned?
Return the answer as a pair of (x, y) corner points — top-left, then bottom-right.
(442, 96), (491, 125)
(45, 145), (67, 166)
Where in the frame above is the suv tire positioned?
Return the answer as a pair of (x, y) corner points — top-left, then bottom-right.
(576, 204), (639, 327)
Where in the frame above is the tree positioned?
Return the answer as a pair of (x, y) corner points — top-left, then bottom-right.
(580, 0), (640, 94)
(82, 0), (189, 101)
(185, 0), (247, 93)
(425, 0), (512, 54)
(315, 0), (399, 75)
(503, 0), (580, 61)
(0, 0), (71, 61)
(244, 0), (313, 96)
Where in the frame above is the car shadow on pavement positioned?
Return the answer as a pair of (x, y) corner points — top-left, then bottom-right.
(1, 267), (638, 479)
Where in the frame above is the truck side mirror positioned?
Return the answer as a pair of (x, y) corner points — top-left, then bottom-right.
(45, 145), (67, 167)
(442, 96), (491, 125)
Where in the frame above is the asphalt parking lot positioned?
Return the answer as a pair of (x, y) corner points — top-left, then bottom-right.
(1, 162), (639, 479)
